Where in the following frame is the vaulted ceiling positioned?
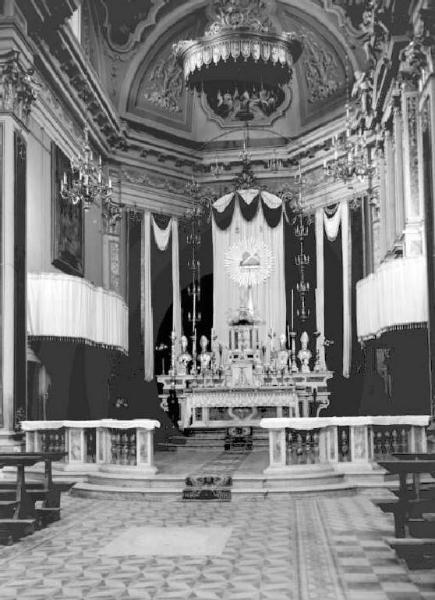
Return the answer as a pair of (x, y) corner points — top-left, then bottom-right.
(80, 0), (368, 150)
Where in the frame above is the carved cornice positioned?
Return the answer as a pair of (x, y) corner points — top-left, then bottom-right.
(17, 0), (81, 32)
(18, 0), (124, 151)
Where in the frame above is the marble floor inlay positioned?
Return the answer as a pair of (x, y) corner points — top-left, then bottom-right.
(99, 527), (233, 557)
(0, 494), (433, 600)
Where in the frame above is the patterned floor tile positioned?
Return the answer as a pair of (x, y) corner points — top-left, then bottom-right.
(0, 494), (433, 599)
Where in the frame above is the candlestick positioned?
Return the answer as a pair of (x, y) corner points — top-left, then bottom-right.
(291, 289), (294, 332)
(290, 331), (298, 373)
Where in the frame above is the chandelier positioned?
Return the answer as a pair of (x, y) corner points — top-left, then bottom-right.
(292, 163), (311, 323)
(174, 0), (303, 121)
(323, 100), (374, 187)
(60, 127), (114, 213)
(184, 178), (216, 356)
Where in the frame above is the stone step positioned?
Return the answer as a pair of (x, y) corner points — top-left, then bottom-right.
(71, 478), (357, 499)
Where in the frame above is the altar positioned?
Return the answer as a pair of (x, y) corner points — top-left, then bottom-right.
(157, 326), (332, 430)
(157, 187), (333, 431)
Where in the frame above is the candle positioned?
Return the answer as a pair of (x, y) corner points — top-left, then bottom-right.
(63, 171), (67, 185)
(291, 289), (294, 331)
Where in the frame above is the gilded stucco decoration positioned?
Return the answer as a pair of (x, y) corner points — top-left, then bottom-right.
(143, 51), (184, 113)
(298, 26), (341, 105)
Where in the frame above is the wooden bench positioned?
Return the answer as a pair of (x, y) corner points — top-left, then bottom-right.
(378, 458), (435, 569)
(378, 459), (435, 537)
(0, 452), (65, 544)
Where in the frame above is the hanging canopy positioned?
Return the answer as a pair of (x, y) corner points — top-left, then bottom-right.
(212, 189), (283, 229)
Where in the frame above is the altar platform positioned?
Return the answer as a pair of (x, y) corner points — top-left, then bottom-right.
(14, 416), (431, 501)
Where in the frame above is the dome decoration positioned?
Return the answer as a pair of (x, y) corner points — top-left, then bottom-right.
(174, 0), (303, 121)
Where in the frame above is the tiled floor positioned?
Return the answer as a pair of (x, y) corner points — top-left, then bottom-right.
(0, 494), (434, 600)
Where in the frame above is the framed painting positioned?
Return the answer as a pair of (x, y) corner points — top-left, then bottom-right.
(51, 142), (84, 277)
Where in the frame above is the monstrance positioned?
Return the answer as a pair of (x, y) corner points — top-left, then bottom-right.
(224, 237), (274, 320)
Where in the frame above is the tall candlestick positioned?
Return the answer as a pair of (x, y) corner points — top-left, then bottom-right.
(291, 289), (294, 331)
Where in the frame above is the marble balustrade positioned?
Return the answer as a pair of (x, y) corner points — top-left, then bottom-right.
(260, 416), (430, 472)
(20, 419), (161, 474)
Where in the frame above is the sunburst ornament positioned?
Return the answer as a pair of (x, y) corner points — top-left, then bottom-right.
(224, 238), (274, 287)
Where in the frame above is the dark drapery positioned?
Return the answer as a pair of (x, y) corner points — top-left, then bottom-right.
(213, 192), (283, 230)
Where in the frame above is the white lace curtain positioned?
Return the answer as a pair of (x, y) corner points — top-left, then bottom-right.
(212, 199), (286, 350)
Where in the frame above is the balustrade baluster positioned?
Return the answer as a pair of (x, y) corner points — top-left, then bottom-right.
(85, 429), (96, 463)
(401, 428), (409, 452)
(391, 428), (398, 454)
(110, 430), (120, 464)
(287, 430), (295, 465)
(383, 429), (391, 456)
(306, 431), (313, 464)
(128, 431), (136, 465)
(339, 427), (349, 462)
(313, 431), (320, 463)
(374, 430), (382, 458)
(296, 433), (304, 464)
(121, 432), (128, 465)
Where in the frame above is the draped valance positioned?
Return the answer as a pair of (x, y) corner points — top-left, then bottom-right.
(212, 189), (283, 229)
(356, 256), (428, 340)
(27, 273), (128, 353)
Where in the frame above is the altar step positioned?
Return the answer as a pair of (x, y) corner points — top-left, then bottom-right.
(158, 427), (269, 451)
(71, 466), (357, 499)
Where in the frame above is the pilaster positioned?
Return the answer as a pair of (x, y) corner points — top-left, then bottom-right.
(392, 93), (405, 241)
(401, 85), (424, 256)
(0, 46), (37, 449)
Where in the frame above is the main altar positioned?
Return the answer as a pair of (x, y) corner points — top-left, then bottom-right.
(157, 324), (332, 430)
(157, 183), (333, 430)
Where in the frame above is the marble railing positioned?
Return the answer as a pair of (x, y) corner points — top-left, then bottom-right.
(21, 419), (161, 474)
(260, 416), (430, 472)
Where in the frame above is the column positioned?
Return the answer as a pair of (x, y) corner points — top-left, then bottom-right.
(421, 86), (435, 420)
(384, 127), (396, 253)
(376, 144), (388, 260)
(402, 88), (424, 257)
(393, 95), (405, 240)
(0, 48), (36, 449)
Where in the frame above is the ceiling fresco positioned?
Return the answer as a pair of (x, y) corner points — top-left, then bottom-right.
(85, 1), (365, 146)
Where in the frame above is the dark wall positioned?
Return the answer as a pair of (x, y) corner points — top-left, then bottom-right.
(30, 341), (114, 420)
(359, 329), (431, 416)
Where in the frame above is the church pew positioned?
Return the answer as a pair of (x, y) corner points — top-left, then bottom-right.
(0, 452), (65, 543)
(378, 459), (435, 538)
(376, 498), (435, 520)
(388, 538), (435, 569)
